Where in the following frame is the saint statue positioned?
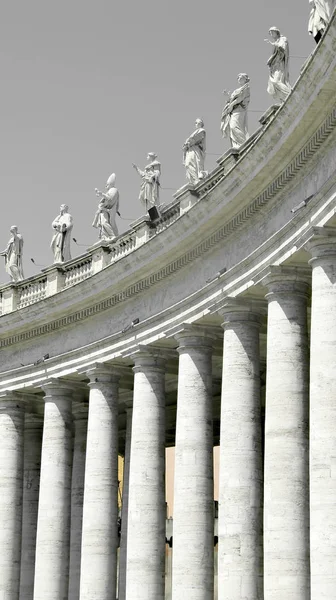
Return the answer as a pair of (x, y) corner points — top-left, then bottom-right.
(132, 153), (161, 212)
(0, 225), (24, 282)
(265, 27), (291, 104)
(221, 74), (250, 149)
(93, 173), (120, 241)
(51, 204), (73, 263)
(183, 119), (207, 185)
(308, 0), (333, 43)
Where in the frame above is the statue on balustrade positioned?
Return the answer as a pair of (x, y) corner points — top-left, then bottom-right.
(221, 74), (250, 149)
(265, 27), (291, 104)
(51, 204), (73, 263)
(0, 226), (24, 282)
(132, 153), (161, 212)
(93, 173), (120, 241)
(183, 119), (207, 185)
(308, 0), (333, 43)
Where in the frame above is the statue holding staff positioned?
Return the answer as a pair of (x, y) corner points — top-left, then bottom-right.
(183, 119), (207, 185)
(308, 0), (333, 43)
(93, 173), (120, 241)
(0, 225), (24, 282)
(51, 204), (73, 263)
(265, 27), (291, 104)
(132, 153), (161, 212)
(221, 74), (250, 149)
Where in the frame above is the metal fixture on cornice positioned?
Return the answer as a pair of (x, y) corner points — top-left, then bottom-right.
(30, 257), (47, 268)
(291, 194), (314, 214)
(73, 238), (90, 247)
(206, 267), (227, 284)
(121, 318), (140, 334)
(34, 353), (50, 366)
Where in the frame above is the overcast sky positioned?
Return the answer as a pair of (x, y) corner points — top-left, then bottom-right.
(0, 1), (314, 278)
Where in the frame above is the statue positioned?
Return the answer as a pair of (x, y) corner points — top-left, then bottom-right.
(183, 119), (207, 185)
(93, 173), (120, 241)
(265, 27), (291, 104)
(0, 226), (24, 282)
(51, 204), (73, 263)
(308, 0), (333, 43)
(132, 153), (161, 212)
(221, 74), (250, 149)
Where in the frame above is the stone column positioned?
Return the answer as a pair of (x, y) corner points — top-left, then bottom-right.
(172, 328), (214, 600)
(0, 393), (25, 600)
(68, 402), (88, 600)
(125, 351), (166, 600)
(118, 404), (133, 600)
(263, 267), (310, 600)
(79, 366), (119, 600)
(307, 230), (336, 600)
(20, 414), (43, 600)
(217, 302), (263, 600)
(33, 382), (73, 600)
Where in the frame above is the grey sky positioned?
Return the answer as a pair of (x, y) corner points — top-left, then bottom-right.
(0, 1), (314, 278)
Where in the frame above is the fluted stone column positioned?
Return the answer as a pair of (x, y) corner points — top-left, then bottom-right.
(68, 402), (88, 600)
(126, 351), (166, 600)
(79, 366), (119, 600)
(20, 414), (43, 600)
(263, 267), (310, 600)
(218, 303), (263, 600)
(118, 404), (133, 600)
(172, 328), (214, 600)
(33, 383), (73, 600)
(308, 230), (336, 600)
(0, 393), (25, 600)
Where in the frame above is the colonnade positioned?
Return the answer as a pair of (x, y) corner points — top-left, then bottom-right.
(0, 231), (335, 600)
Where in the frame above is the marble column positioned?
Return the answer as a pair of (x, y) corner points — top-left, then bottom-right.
(118, 404), (133, 600)
(307, 230), (336, 600)
(79, 366), (119, 600)
(68, 402), (88, 600)
(172, 328), (214, 600)
(0, 393), (25, 600)
(125, 351), (166, 600)
(20, 413), (43, 600)
(218, 303), (263, 600)
(263, 267), (310, 600)
(33, 382), (73, 600)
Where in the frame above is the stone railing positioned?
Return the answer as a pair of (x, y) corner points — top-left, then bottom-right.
(17, 275), (48, 309)
(64, 257), (93, 288)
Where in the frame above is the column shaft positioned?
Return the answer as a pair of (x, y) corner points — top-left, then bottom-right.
(118, 406), (132, 600)
(218, 310), (263, 600)
(0, 396), (25, 600)
(172, 332), (214, 600)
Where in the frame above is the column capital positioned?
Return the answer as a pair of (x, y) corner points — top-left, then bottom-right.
(261, 265), (311, 298)
(78, 363), (122, 385)
(130, 347), (167, 374)
(214, 297), (265, 328)
(0, 391), (27, 411)
(305, 226), (336, 263)
(170, 323), (217, 352)
(41, 379), (76, 399)
(72, 401), (88, 420)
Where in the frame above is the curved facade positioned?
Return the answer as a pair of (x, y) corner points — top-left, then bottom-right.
(1, 16), (336, 600)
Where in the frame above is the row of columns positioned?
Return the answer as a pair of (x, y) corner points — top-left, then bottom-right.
(0, 231), (335, 600)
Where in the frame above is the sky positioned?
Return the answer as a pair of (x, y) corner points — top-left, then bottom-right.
(0, 1), (314, 279)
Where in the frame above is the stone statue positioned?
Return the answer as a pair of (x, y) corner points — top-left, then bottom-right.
(51, 204), (73, 263)
(93, 173), (120, 241)
(221, 74), (250, 149)
(183, 119), (207, 185)
(308, 0), (333, 43)
(265, 27), (291, 104)
(0, 225), (24, 282)
(132, 153), (161, 211)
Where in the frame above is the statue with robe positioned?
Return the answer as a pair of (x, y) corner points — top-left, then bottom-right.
(51, 204), (73, 263)
(183, 119), (207, 185)
(221, 74), (250, 149)
(93, 173), (120, 241)
(308, 0), (333, 43)
(0, 225), (24, 282)
(132, 153), (161, 212)
(265, 27), (291, 104)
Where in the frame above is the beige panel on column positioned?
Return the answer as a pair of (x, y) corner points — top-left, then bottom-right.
(218, 302), (263, 600)
(20, 413), (43, 600)
(0, 393), (25, 600)
(118, 403), (133, 600)
(263, 267), (310, 600)
(33, 382), (73, 600)
(79, 366), (119, 600)
(126, 351), (166, 600)
(172, 328), (214, 600)
(68, 402), (88, 600)
(307, 229), (336, 600)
